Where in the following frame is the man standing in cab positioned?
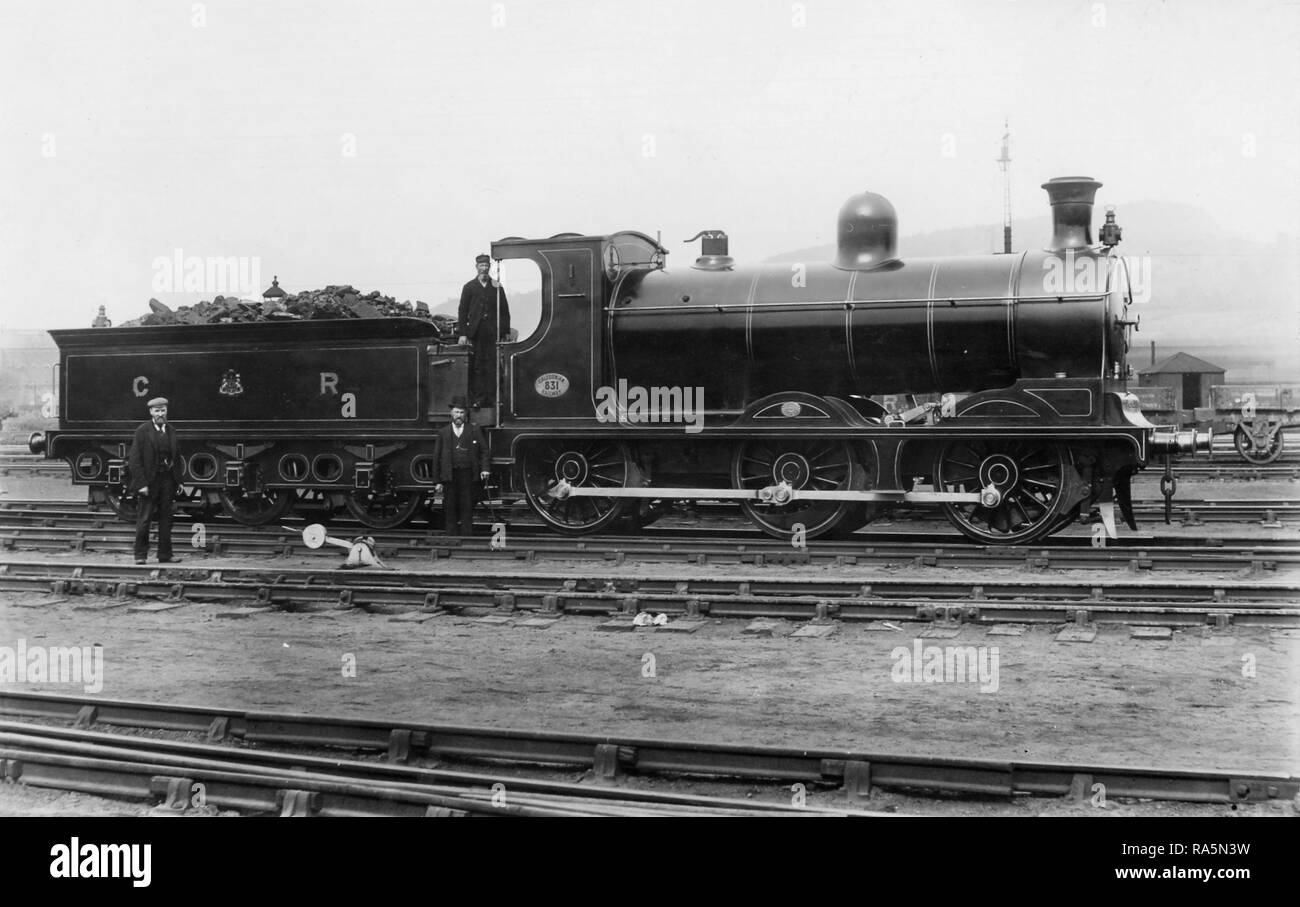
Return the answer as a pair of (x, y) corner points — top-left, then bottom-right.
(458, 253), (510, 409)
(433, 396), (491, 535)
(128, 396), (184, 564)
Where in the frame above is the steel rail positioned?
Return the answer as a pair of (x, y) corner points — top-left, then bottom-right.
(0, 691), (1294, 806)
(0, 721), (854, 817)
(1, 559), (1297, 626)
(7, 496), (1300, 534)
(2, 520), (1295, 573)
(0, 741), (610, 817)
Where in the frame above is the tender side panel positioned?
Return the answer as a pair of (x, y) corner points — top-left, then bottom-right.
(63, 345), (423, 427)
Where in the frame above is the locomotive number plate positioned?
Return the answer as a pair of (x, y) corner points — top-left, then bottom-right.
(535, 373), (570, 398)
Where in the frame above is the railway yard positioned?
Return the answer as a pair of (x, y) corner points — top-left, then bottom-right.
(1, 446), (1296, 818)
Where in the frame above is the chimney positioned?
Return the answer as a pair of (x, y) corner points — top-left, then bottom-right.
(1041, 176), (1101, 251)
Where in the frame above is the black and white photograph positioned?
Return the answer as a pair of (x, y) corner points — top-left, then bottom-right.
(0, 0), (1296, 875)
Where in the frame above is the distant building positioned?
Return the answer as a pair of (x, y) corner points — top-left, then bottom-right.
(1138, 352), (1226, 413)
(0, 329), (59, 410)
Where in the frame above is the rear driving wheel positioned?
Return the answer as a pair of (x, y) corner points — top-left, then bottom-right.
(521, 440), (632, 534)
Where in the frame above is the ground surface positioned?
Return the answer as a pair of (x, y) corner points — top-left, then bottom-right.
(1, 471), (1297, 817)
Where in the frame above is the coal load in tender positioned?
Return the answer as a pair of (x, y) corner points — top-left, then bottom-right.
(119, 287), (457, 339)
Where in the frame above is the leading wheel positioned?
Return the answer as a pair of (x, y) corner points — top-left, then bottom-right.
(934, 440), (1069, 544)
(1234, 425), (1283, 465)
(732, 438), (861, 540)
(521, 440), (632, 534)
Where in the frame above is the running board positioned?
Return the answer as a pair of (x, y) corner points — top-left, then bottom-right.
(547, 482), (1002, 507)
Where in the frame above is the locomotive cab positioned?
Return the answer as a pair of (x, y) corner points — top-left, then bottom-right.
(493, 230), (666, 424)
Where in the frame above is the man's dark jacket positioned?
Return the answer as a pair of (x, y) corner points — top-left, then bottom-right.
(458, 278), (510, 340)
(127, 422), (184, 493)
(431, 421), (490, 483)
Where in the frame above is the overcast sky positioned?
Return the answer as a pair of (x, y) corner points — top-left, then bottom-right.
(1, 0), (1297, 332)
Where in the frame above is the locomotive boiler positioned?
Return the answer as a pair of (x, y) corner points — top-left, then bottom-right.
(32, 175), (1210, 544)
(497, 175), (1207, 542)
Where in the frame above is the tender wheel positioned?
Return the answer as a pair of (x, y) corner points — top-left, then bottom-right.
(218, 469), (294, 525)
(732, 438), (861, 540)
(521, 441), (631, 534)
(1234, 425), (1283, 465)
(934, 440), (1069, 544)
(344, 470), (423, 529)
(104, 484), (140, 523)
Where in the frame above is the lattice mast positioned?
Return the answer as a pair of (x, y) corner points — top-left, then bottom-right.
(997, 119), (1012, 254)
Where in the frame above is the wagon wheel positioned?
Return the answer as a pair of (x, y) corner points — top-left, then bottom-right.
(217, 465), (294, 526)
(731, 438), (861, 541)
(934, 439), (1069, 544)
(1234, 425), (1284, 465)
(344, 467), (424, 529)
(521, 440), (631, 534)
(104, 484), (140, 523)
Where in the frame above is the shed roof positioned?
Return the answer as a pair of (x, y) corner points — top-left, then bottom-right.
(1138, 352), (1226, 375)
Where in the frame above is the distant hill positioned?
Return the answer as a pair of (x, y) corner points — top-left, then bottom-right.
(770, 202), (1300, 384)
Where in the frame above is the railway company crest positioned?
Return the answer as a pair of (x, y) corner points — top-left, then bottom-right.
(219, 369), (244, 396)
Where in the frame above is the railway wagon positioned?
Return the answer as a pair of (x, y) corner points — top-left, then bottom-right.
(33, 175), (1208, 543)
(1133, 383), (1297, 464)
(1209, 385), (1298, 464)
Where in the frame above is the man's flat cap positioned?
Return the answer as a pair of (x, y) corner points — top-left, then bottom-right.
(146, 397), (169, 408)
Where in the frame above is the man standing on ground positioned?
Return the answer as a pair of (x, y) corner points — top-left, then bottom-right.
(128, 396), (184, 564)
(433, 397), (491, 535)
(458, 253), (510, 409)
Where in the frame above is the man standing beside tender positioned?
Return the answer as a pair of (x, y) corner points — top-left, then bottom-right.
(127, 397), (184, 564)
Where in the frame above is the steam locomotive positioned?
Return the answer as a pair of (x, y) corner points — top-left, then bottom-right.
(31, 175), (1210, 544)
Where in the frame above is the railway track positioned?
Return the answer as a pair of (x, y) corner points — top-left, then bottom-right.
(1, 558), (1296, 626)
(1, 501), (1297, 572)
(1, 690), (1294, 809)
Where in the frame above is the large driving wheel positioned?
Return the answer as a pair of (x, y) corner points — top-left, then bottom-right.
(934, 439), (1069, 544)
(218, 466), (294, 526)
(1234, 425), (1284, 465)
(521, 440), (632, 534)
(732, 438), (861, 540)
(344, 468), (423, 529)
